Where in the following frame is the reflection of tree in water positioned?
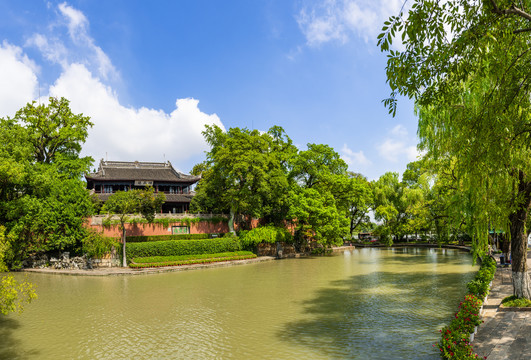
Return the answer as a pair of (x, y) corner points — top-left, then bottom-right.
(0, 316), (39, 359)
(277, 268), (475, 360)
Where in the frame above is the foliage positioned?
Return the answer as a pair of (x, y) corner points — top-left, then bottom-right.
(345, 172), (373, 237)
(372, 171), (424, 244)
(0, 97), (94, 267)
(126, 238), (241, 262)
(288, 144), (352, 247)
(192, 125), (362, 246)
(132, 251), (254, 263)
(0, 275), (37, 315)
(131, 251), (255, 264)
(501, 295), (531, 308)
(102, 187), (165, 266)
(379, 0), (531, 296)
(0, 226), (36, 315)
(437, 256), (496, 359)
(437, 294), (483, 359)
(191, 125), (297, 228)
(129, 252), (256, 268)
(239, 226), (293, 250)
(467, 257), (496, 299)
(81, 230), (119, 258)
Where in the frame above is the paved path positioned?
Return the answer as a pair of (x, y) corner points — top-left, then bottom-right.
(472, 254), (531, 359)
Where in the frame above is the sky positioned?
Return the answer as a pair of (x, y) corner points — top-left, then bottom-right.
(0, 0), (418, 180)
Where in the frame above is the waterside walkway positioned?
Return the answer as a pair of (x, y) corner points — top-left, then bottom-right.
(472, 253), (531, 359)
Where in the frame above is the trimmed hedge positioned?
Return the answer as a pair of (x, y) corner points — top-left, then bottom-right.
(131, 251), (254, 264)
(126, 238), (240, 261)
(126, 233), (225, 243)
(129, 253), (256, 268)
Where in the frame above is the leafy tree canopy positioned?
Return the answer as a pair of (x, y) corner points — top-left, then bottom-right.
(379, 0), (531, 296)
(0, 97), (94, 268)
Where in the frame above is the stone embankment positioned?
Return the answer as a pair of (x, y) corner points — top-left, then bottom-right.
(24, 256), (277, 276)
(23, 251), (120, 270)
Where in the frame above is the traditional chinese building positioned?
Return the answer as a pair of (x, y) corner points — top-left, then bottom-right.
(85, 160), (200, 214)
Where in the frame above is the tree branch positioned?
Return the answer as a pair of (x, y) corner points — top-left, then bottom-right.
(490, 0), (531, 21)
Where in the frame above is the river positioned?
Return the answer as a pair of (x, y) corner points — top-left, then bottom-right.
(1, 247), (477, 359)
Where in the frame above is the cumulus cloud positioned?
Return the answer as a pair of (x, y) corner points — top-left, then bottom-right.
(49, 63), (224, 166)
(297, 0), (406, 47)
(26, 2), (117, 81)
(341, 144), (371, 167)
(1, 2), (225, 172)
(377, 125), (419, 163)
(0, 41), (39, 117)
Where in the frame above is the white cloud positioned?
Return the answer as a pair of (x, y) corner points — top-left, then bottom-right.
(27, 2), (117, 81)
(341, 143), (371, 167)
(297, 0), (406, 47)
(58, 2), (88, 36)
(390, 124), (408, 137)
(377, 125), (420, 163)
(0, 41), (38, 117)
(48, 63), (225, 167)
(26, 33), (69, 68)
(297, 1), (347, 46)
(1, 3), (225, 172)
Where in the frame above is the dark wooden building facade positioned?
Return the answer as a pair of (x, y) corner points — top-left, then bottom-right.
(86, 160), (200, 213)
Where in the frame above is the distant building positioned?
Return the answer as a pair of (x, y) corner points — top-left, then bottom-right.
(85, 160), (200, 213)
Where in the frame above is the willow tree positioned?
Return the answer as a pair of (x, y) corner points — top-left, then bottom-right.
(379, 0), (531, 298)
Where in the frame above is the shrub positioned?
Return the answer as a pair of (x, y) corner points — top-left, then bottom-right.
(239, 226), (293, 250)
(131, 251), (253, 263)
(436, 255), (496, 359)
(129, 253), (256, 268)
(82, 231), (120, 258)
(501, 295), (531, 308)
(126, 238), (240, 261)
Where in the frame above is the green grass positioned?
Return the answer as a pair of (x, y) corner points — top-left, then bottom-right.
(501, 295), (531, 308)
(129, 251), (256, 268)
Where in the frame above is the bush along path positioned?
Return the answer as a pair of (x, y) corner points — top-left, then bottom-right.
(437, 256), (496, 359)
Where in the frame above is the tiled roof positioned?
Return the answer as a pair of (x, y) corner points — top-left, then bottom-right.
(85, 160), (200, 183)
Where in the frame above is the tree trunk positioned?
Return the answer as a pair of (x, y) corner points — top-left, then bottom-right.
(509, 172), (531, 299)
(122, 226), (127, 268)
(228, 208), (236, 235)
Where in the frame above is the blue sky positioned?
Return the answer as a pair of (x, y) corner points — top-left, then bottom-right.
(0, 0), (418, 180)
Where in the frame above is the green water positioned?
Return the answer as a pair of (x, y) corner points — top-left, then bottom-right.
(1, 247), (477, 359)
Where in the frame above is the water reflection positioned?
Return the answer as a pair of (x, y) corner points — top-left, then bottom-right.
(5, 248), (476, 359)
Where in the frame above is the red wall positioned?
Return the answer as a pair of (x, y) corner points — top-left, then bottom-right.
(90, 220), (230, 239)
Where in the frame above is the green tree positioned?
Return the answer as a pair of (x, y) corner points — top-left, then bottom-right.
(0, 226), (36, 315)
(373, 172), (410, 244)
(288, 144), (351, 247)
(0, 97), (95, 267)
(379, 1), (531, 297)
(191, 125), (297, 230)
(102, 187), (165, 266)
(344, 172), (373, 237)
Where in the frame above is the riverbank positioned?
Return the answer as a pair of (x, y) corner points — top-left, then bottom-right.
(22, 245), (358, 276)
(353, 242), (472, 252)
(472, 252), (531, 359)
(23, 256), (277, 276)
